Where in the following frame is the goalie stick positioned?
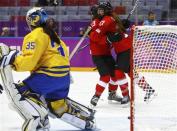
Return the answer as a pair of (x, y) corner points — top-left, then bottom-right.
(69, 26), (91, 60)
(67, 97), (96, 113)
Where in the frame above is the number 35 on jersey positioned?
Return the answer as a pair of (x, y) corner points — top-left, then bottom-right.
(26, 42), (35, 50)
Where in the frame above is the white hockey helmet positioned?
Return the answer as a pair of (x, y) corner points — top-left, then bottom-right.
(26, 7), (48, 29)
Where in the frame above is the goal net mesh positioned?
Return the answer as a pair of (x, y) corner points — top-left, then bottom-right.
(132, 25), (177, 131)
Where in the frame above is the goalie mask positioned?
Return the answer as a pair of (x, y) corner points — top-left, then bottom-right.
(26, 7), (48, 30)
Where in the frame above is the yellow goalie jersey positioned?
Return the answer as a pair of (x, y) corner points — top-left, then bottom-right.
(13, 27), (70, 77)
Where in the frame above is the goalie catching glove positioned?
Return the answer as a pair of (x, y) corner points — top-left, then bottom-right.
(0, 49), (18, 69)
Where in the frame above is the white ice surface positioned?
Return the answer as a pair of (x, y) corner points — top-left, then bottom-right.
(134, 72), (177, 131)
(0, 71), (130, 131)
(1, 71), (176, 131)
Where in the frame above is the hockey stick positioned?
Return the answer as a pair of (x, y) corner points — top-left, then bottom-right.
(69, 26), (92, 60)
(75, 43), (89, 54)
(126, 0), (140, 20)
(67, 97), (96, 121)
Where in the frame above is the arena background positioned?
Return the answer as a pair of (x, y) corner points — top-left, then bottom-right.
(0, 0), (176, 70)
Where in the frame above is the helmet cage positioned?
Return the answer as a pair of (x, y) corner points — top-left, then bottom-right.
(26, 8), (48, 29)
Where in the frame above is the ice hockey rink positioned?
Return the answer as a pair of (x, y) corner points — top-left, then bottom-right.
(1, 71), (177, 131)
(0, 71), (130, 131)
(134, 72), (177, 131)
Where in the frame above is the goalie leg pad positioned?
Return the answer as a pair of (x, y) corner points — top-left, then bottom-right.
(10, 86), (49, 131)
(61, 113), (86, 129)
(0, 71), (48, 130)
(47, 98), (96, 129)
(22, 116), (40, 131)
(60, 113), (96, 130)
(2, 83), (49, 131)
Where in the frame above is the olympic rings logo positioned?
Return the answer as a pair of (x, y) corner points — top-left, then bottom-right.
(63, 26), (72, 31)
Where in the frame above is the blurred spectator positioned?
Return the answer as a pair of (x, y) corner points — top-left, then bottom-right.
(171, 0), (177, 9)
(49, 0), (60, 6)
(79, 27), (85, 37)
(36, 0), (60, 6)
(143, 11), (159, 26)
(36, 0), (49, 6)
(1, 27), (13, 37)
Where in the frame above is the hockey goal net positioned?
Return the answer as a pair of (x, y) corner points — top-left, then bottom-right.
(131, 25), (177, 131)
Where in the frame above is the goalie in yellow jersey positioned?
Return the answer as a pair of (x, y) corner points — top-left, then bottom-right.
(0, 7), (96, 131)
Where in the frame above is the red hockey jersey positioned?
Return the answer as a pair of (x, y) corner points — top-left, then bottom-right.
(90, 16), (117, 44)
(90, 15), (132, 54)
(112, 31), (133, 53)
(89, 18), (111, 55)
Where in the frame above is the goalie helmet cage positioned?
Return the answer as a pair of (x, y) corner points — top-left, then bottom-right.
(130, 25), (177, 131)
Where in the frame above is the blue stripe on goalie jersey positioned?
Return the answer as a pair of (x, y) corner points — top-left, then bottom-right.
(39, 65), (70, 74)
(51, 41), (55, 47)
(58, 46), (65, 56)
(40, 65), (70, 69)
(50, 40), (65, 56)
(40, 69), (69, 74)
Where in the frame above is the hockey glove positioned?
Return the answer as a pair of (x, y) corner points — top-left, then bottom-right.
(0, 84), (3, 94)
(122, 19), (131, 29)
(0, 50), (18, 69)
(107, 33), (122, 44)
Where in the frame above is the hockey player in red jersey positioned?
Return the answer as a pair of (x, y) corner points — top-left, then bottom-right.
(89, 3), (130, 107)
(89, 5), (123, 107)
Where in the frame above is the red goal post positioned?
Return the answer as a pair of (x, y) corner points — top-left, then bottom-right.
(131, 25), (177, 131)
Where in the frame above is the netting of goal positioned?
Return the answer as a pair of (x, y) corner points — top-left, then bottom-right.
(131, 25), (177, 131)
